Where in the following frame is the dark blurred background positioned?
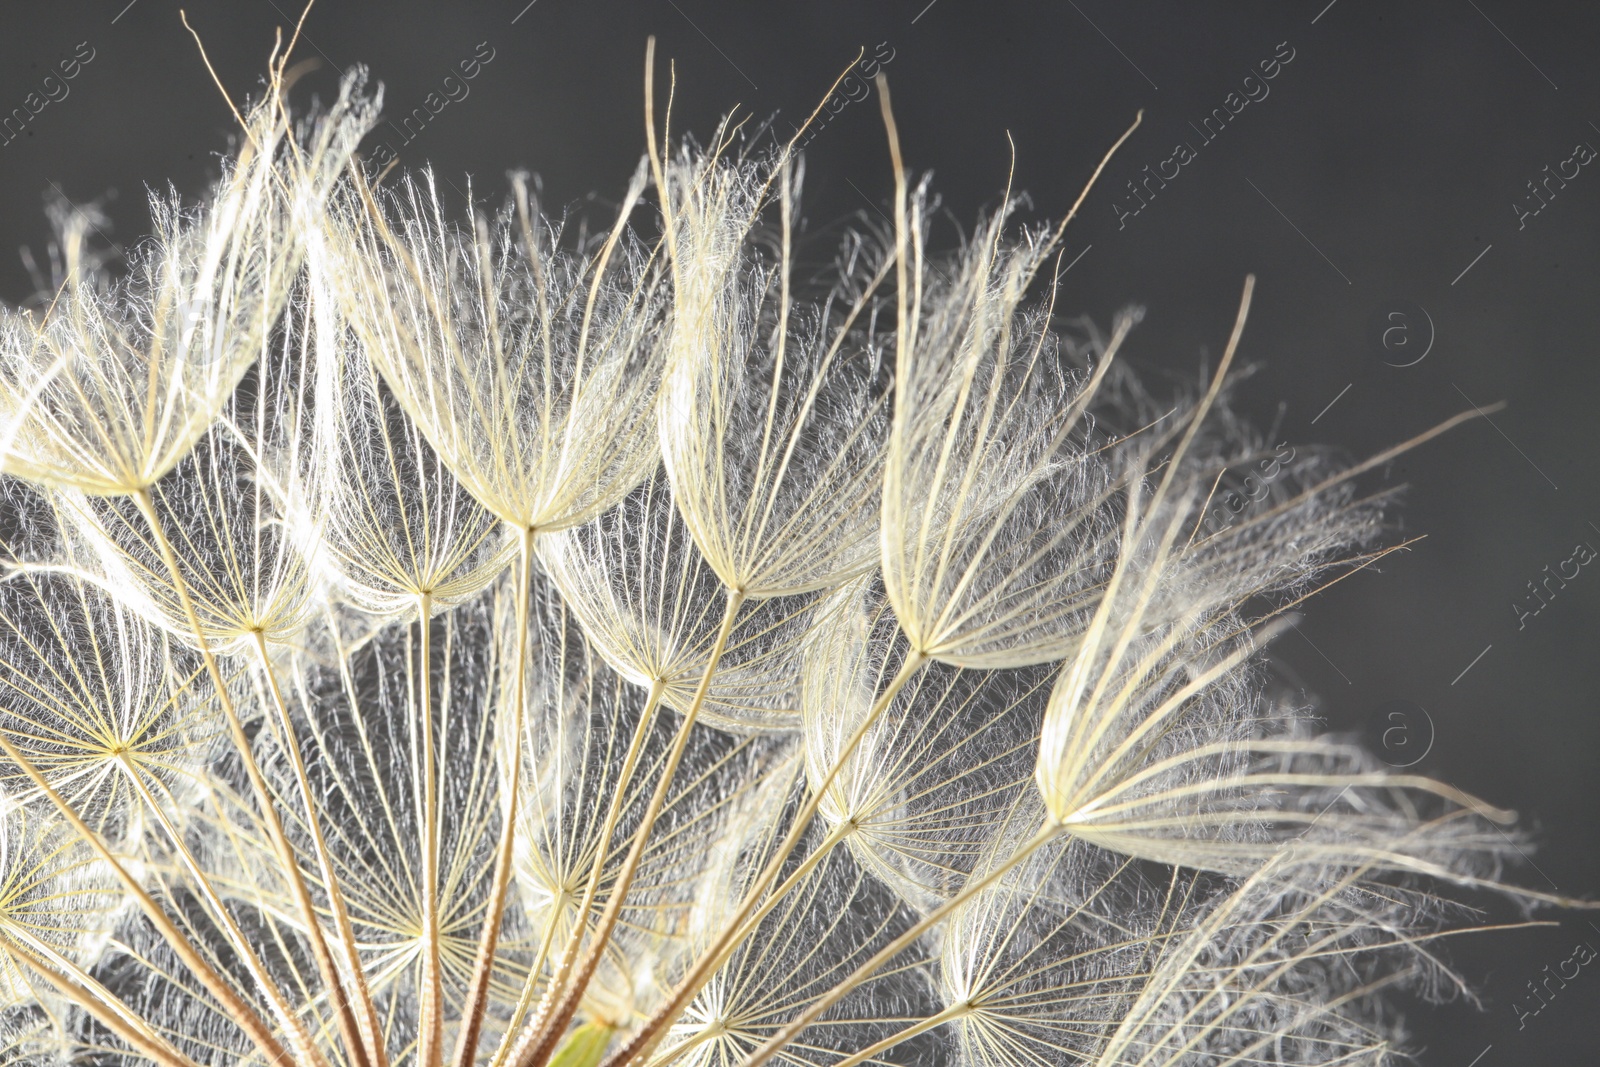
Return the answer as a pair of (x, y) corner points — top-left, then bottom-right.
(2, 1), (1596, 1061)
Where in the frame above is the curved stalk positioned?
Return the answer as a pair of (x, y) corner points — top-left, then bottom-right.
(602, 651), (927, 1067)
(0, 733), (294, 1067)
(510, 589), (744, 1067)
(739, 822), (1060, 1067)
(452, 525), (537, 1067)
(253, 631), (387, 1067)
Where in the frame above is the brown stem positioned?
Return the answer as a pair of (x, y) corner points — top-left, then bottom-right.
(0, 733), (293, 1067)
(601, 651), (927, 1067)
(417, 592), (443, 1067)
(253, 631), (387, 1067)
(2, 932), (203, 1067)
(451, 526), (536, 1067)
(486, 898), (569, 1067)
(510, 589), (745, 1067)
(132, 487), (332, 1067)
(487, 676), (667, 1067)
(122, 759), (323, 1058)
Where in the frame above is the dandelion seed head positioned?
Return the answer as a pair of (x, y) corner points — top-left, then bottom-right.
(0, 56), (1568, 1067)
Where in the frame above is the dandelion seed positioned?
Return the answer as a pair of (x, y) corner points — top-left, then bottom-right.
(655, 150), (893, 599)
(878, 176), (1137, 671)
(0, 802), (124, 1034)
(314, 298), (514, 620)
(327, 166), (666, 538)
(48, 286), (330, 654)
(0, 573), (219, 843)
(537, 473), (817, 733)
(802, 580), (1051, 912)
(0, 71), (376, 498)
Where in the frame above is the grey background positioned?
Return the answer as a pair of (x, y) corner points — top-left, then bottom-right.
(2, 1), (1597, 1062)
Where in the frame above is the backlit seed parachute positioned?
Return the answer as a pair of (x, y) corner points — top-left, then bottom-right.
(0, 70), (377, 498)
(934, 830), (1173, 1067)
(538, 473), (820, 732)
(880, 181), (1139, 669)
(1034, 461), (1525, 892)
(931, 826), (1440, 1067)
(314, 280), (514, 619)
(0, 572), (220, 843)
(323, 162), (671, 1062)
(802, 579), (1053, 912)
(281, 597), (518, 1060)
(0, 801), (124, 1040)
(655, 147), (893, 599)
(48, 285), (329, 655)
(326, 165), (667, 537)
(122, 592), (526, 1067)
(1090, 857), (1445, 1067)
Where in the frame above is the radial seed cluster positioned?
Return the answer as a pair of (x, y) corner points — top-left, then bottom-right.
(0, 60), (1567, 1067)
